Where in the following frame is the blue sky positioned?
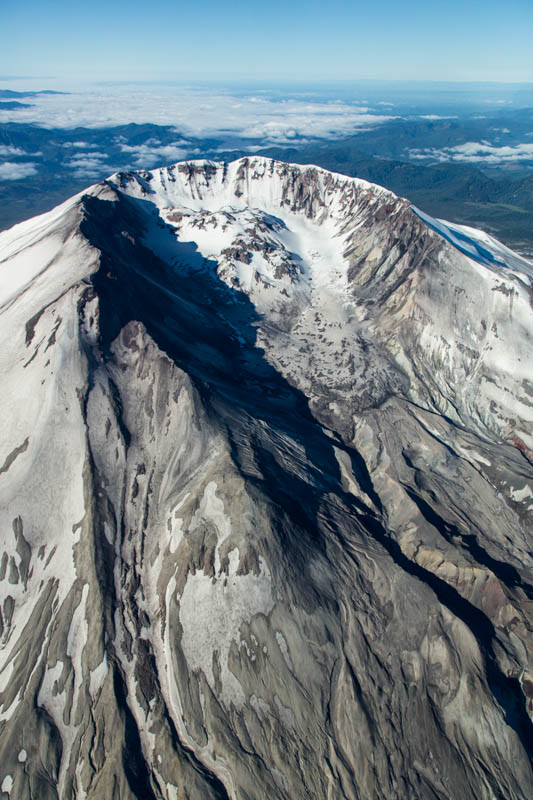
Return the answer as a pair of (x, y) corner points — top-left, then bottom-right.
(2, 0), (533, 83)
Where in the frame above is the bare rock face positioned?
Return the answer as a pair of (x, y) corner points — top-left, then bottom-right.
(0, 157), (532, 800)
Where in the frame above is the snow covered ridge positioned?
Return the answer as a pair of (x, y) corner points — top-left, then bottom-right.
(109, 154), (533, 279)
(0, 157), (532, 800)
(118, 155), (398, 199)
(413, 205), (533, 281)
(103, 156), (533, 450)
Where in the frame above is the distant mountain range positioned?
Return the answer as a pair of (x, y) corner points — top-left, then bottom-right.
(0, 101), (32, 110)
(0, 89), (68, 98)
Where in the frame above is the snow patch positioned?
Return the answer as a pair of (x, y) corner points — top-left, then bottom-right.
(275, 631), (294, 673)
(89, 654), (109, 698)
(189, 481), (232, 572)
(510, 485), (533, 503)
(179, 548), (274, 709)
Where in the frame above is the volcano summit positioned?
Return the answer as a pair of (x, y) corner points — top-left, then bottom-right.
(0, 157), (532, 800)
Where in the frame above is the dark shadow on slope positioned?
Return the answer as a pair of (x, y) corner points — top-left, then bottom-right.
(81, 189), (532, 766)
(405, 488), (533, 601)
(354, 511), (533, 768)
(83, 189), (361, 545)
(111, 663), (229, 799)
(112, 667), (158, 800)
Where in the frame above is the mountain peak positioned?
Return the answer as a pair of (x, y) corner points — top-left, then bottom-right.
(0, 159), (532, 800)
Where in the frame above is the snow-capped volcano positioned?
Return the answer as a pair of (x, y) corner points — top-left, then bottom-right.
(0, 157), (532, 800)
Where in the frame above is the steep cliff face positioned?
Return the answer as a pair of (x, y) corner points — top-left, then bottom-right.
(0, 158), (531, 800)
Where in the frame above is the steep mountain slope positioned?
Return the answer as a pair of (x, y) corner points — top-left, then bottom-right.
(0, 157), (532, 800)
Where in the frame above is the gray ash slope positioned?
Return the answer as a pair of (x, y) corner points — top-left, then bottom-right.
(0, 157), (532, 800)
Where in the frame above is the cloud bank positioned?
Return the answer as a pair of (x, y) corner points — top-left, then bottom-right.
(61, 141), (100, 149)
(0, 84), (394, 143)
(119, 138), (191, 167)
(0, 144), (42, 158)
(0, 145), (26, 157)
(64, 151), (109, 178)
(0, 162), (38, 180)
(410, 141), (533, 164)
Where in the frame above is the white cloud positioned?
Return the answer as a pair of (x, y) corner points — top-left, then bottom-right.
(0, 84), (394, 143)
(64, 152), (109, 178)
(0, 162), (38, 180)
(0, 144), (41, 158)
(409, 141), (533, 164)
(0, 145), (25, 157)
(119, 138), (190, 167)
(62, 141), (99, 148)
(66, 151), (108, 160)
(205, 97), (390, 142)
(419, 115), (458, 120)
